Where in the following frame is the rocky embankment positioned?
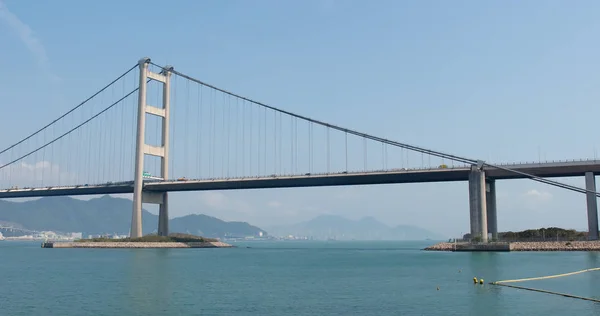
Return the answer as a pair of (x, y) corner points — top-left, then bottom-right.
(42, 241), (234, 248)
(509, 241), (600, 251)
(425, 242), (466, 251)
(424, 241), (600, 252)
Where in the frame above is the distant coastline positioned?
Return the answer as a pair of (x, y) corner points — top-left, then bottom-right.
(42, 241), (234, 248)
(42, 234), (234, 249)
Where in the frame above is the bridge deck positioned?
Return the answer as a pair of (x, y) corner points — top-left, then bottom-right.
(1, 160), (600, 198)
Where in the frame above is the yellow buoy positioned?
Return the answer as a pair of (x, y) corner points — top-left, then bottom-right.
(480, 279), (484, 284)
(473, 277), (478, 284)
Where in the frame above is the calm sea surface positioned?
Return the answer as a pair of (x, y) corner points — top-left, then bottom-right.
(1, 240), (600, 315)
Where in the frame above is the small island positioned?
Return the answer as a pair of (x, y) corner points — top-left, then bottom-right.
(425, 227), (600, 252)
(42, 233), (234, 249)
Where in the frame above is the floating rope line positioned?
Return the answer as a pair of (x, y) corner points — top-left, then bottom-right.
(494, 267), (600, 284)
(492, 267), (600, 303)
(493, 283), (600, 303)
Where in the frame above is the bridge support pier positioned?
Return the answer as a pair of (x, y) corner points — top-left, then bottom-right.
(158, 194), (169, 236)
(468, 165), (488, 242)
(140, 191), (169, 236)
(131, 58), (173, 238)
(585, 172), (599, 240)
(486, 180), (498, 240)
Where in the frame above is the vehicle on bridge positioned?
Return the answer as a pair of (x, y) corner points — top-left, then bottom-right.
(142, 171), (163, 182)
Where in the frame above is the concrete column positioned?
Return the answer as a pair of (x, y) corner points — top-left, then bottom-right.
(468, 166), (488, 242)
(157, 66), (172, 237)
(158, 194), (169, 236)
(486, 180), (498, 240)
(585, 172), (599, 240)
(131, 58), (150, 238)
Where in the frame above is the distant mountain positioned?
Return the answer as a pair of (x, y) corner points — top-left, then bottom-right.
(266, 215), (443, 240)
(0, 196), (265, 238)
(170, 214), (265, 238)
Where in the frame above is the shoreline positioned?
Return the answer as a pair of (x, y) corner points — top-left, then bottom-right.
(424, 241), (600, 252)
(42, 241), (235, 248)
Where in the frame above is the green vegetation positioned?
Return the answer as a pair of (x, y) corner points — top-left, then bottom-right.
(464, 227), (591, 241)
(470, 236), (483, 243)
(499, 227), (587, 240)
(76, 233), (218, 243)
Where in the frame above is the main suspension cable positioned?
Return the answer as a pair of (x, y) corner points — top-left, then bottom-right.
(0, 64), (138, 156)
(162, 63), (600, 197)
(0, 87), (140, 171)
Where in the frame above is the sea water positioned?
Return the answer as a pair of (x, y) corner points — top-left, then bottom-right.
(1, 240), (599, 315)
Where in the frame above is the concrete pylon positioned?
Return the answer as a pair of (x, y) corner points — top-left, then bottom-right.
(585, 172), (599, 240)
(468, 165), (488, 242)
(131, 57), (173, 238)
(486, 180), (498, 240)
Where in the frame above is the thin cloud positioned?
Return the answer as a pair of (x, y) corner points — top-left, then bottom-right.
(522, 189), (553, 212)
(0, 159), (74, 188)
(0, 1), (59, 82)
(267, 200), (282, 208)
(199, 191), (228, 209)
(197, 191), (254, 215)
(524, 189), (552, 202)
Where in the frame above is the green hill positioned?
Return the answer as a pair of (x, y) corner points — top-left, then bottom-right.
(0, 195), (265, 238)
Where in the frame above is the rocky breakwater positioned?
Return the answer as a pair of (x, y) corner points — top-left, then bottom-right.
(424, 242), (510, 252)
(424, 242), (461, 251)
(509, 241), (600, 251)
(424, 240), (600, 252)
(42, 241), (234, 248)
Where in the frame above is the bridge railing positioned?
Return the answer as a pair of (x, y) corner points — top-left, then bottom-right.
(167, 157), (600, 181)
(492, 158), (600, 166)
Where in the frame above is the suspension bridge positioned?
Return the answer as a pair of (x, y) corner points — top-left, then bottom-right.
(0, 225), (41, 236)
(1, 57), (599, 241)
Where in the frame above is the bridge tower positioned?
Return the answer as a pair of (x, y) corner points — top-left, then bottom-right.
(468, 162), (498, 242)
(131, 58), (173, 238)
(468, 162), (488, 242)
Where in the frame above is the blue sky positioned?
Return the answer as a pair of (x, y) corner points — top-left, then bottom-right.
(1, 0), (600, 237)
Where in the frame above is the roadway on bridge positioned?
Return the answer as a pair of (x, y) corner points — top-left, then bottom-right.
(1, 160), (599, 199)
